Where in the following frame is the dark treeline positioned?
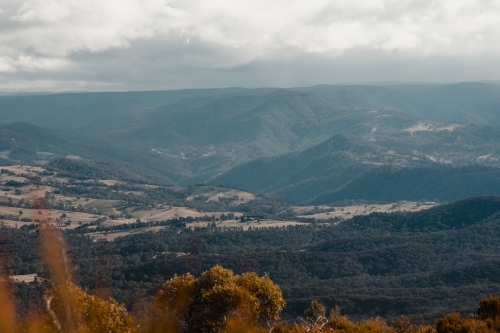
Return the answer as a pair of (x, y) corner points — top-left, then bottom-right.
(47, 158), (174, 186)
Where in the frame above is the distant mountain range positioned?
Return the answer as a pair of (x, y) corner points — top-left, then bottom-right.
(0, 88), (244, 135)
(1, 83), (500, 203)
(210, 134), (500, 203)
(2, 83), (500, 132)
(297, 82), (500, 126)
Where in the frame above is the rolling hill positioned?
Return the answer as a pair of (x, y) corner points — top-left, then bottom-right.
(0, 88), (243, 135)
(105, 87), (500, 183)
(1, 84), (500, 192)
(211, 133), (500, 203)
(299, 82), (500, 127)
(0, 122), (184, 180)
(47, 158), (174, 186)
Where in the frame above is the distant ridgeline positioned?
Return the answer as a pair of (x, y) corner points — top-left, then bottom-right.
(310, 165), (500, 204)
(0, 122), (183, 181)
(1, 84), (500, 204)
(212, 133), (500, 203)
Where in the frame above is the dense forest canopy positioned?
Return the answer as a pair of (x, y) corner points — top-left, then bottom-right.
(4, 196), (500, 330)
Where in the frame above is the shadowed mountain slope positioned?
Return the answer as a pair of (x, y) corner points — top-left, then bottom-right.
(300, 82), (500, 127)
(1, 84), (500, 185)
(47, 158), (173, 186)
(0, 88), (243, 135)
(311, 165), (500, 204)
(211, 132), (500, 203)
(0, 122), (183, 180)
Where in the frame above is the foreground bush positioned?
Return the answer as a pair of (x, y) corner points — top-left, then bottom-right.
(153, 265), (285, 333)
(44, 283), (136, 333)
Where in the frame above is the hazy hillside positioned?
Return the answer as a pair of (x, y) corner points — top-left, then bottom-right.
(47, 158), (174, 186)
(106, 89), (379, 182)
(390, 82), (500, 126)
(106, 87), (500, 183)
(2, 83), (499, 136)
(212, 132), (500, 203)
(312, 165), (500, 204)
(0, 88), (243, 135)
(300, 82), (500, 127)
(109, 89), (354, 151)
(1, 84), (500, 188)
(0, 122), (185, 180)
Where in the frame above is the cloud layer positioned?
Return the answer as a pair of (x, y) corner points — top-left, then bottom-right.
(0, 0), (499, 91)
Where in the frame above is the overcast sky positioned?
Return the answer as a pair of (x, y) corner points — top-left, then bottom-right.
(0, 0), (499, 91)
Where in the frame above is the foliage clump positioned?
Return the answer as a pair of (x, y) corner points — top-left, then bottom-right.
(44, 283), (136, 333)
(154, 265), (285, 333)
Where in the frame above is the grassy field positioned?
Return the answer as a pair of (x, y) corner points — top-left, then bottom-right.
(10, 273), (38, 283)
(89, 226), (167, 241)
(186, 186), (255, 203)
(189, 219), (307, 230)
(0, 164), (438, 240)
(0, 206), (108, 229)
(297, 201), (436, 220)
(89, 219), (308, 241)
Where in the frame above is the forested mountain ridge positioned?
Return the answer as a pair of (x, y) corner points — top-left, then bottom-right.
(1, 83), (499, 133)
(0, 83), (498, 185)
(0, 122), (184, 180)
(298, 82), (500, 127)
(0, 88), (243, 135)
(1, 84), (500, 202)
(100, 87), (500, 186)
(211, 131), (500, 203)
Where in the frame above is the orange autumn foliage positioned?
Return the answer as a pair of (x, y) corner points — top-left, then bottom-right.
(154, 266), (285, 333)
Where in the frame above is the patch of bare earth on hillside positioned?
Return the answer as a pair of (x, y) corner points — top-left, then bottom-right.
(10, 273), (38, 283)
(190, 219), (307, 231)
(186, 186), (255, 204)
(297, 201), (436, 221)
(127, 206), (241, 222)
(89, 226), (167, 241)
(403, 123), (460, 135)
(0, 206), (113, 229)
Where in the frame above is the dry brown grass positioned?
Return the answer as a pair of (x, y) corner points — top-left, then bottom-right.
(298, 202), (436, 221)
(89, 226), (167, 241)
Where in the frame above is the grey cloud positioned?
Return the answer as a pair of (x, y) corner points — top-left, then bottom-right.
(9, 41), (496, 92)
(0, 0), (499, 91)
